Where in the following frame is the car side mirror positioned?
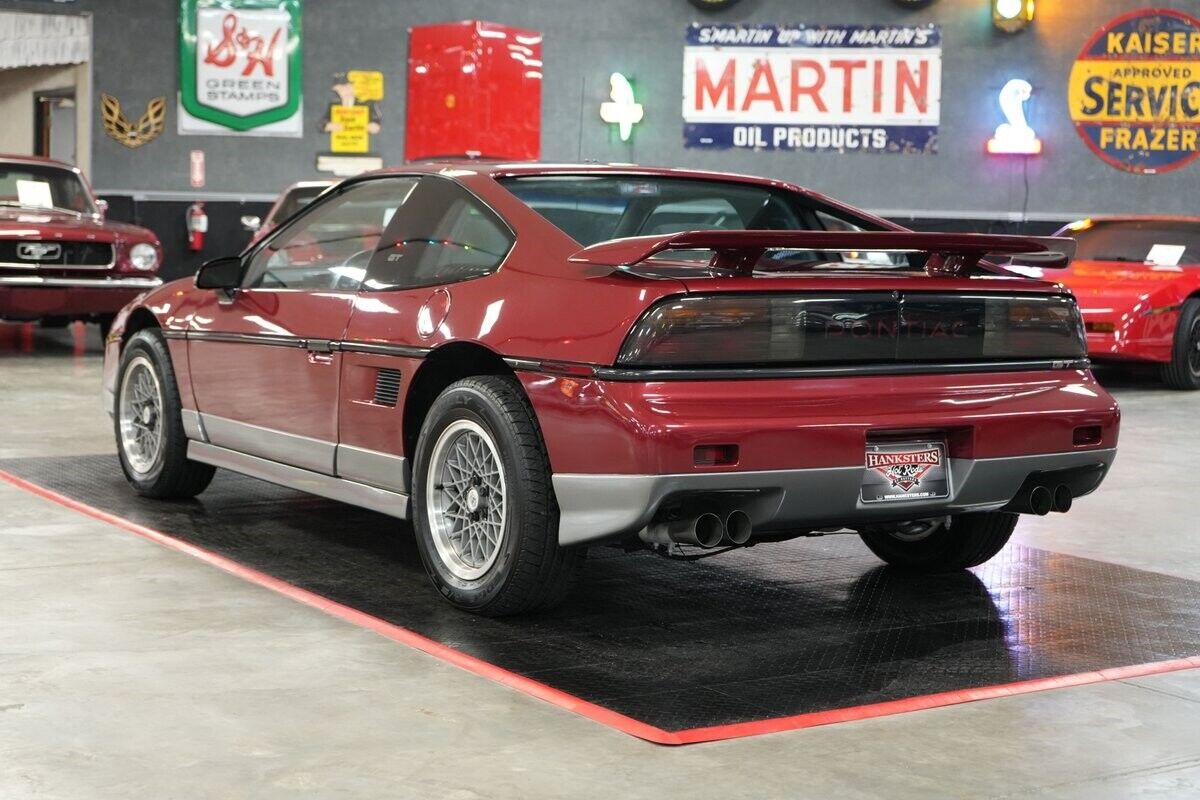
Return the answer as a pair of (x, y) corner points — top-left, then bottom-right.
(195, 255), (244, 293)
(94, 198), (108, 219)
(241, 215), (262, 232)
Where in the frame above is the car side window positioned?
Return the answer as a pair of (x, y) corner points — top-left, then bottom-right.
(362, 177), (513, 291)
(243, 177), (418, 291)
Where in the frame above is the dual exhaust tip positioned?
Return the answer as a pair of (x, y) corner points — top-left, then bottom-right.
(645, 509), (753, 549)
(1022, 484), (1073, 516)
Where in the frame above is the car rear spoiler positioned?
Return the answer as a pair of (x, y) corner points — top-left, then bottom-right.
(567, 230), (1077, 276)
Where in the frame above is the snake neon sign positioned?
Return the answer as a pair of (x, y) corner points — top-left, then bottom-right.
(987, 79), (1042, 155)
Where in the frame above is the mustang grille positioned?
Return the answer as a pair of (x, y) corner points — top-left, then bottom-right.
(0, 241), (114, 267)
(373, 368), (402, 406)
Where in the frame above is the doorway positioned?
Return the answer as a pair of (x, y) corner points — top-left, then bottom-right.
(33, 89), (77, 165)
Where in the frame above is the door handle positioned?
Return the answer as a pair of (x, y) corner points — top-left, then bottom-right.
(305, 339), (335, 365)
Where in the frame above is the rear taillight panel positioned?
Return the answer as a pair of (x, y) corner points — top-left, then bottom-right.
(616, 292), (1087, 368)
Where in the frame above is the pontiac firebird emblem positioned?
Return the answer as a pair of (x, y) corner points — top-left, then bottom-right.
(101, 93), (167, 149)
(16, 242), (62, 261)
(866, 449), (941, 492)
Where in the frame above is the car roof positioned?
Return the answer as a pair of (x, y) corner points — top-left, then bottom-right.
(372, 161), (808, 193)
(0, 152), (82, 173)
(348, 161), (906, 238)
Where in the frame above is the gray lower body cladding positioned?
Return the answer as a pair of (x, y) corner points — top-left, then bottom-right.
(551, 449), (1117, 547)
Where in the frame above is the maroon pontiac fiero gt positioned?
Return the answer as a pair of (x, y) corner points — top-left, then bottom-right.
(1, 154), (162, 334)
(102, 163), (1120, 615)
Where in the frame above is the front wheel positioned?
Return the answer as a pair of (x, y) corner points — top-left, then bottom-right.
(114, 329), (215, 498)
(1160, 298), (1200, 390)
(411, 376), (584, 616)
(859, 512), (1018, 572)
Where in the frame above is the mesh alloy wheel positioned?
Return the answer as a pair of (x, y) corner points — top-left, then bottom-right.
(118, 354), (165, 476)
(425, 418), (508, 581)
(411, 376), (585, 615)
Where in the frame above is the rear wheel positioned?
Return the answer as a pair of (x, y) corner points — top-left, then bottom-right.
(115, 329), (215, 498)
(859, 512), (1018, 572)
(1160, 298), (1200, 390)
(411, 375), (584, 616)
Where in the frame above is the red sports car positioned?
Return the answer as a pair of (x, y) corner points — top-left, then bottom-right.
(1049, 217), (1200, 389)
(0, 154), (162, 335)
(102, 163), (1119, 615)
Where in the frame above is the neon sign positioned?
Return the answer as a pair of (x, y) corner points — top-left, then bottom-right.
(987, 79), (1042, 155)
(600, 73), (643, 142)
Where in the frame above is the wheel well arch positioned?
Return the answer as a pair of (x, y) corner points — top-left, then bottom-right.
(122, 307), (160, 345)
(402, 342), (517, 457)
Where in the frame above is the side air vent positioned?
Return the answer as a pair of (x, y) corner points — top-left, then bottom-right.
(373, 368), (402, 407)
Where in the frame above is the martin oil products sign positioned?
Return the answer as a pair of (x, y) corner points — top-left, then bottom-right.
(683, 23), (942, 153)
(178, 0), (303, 137)
(1069, 8), (1200, 174)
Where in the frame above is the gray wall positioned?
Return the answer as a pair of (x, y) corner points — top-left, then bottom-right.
(2, 0), (1197, 220)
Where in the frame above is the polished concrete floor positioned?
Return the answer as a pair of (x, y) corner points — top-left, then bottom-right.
(2, 322), (1199, 799)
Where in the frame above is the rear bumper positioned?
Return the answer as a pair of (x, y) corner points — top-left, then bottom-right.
(552, 449), (1116, 546)
(0, 276), (161, 318)
(518, 368), (1120, 546)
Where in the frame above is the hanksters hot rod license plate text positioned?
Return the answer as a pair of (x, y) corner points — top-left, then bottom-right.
(861, 441), (949, 503)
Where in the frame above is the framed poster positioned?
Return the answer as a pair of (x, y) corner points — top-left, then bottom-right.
(683, 23), (941, 154)
(178, 0), (303, 137)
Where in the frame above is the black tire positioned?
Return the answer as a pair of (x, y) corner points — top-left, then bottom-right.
(411, 375), (584, 616)
(114, 329), (215, 499)
(859, 512), (1018, 572)
(1160, 298), (1200, 390)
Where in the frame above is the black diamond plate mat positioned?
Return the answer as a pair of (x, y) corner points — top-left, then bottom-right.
(6, 454), (1200, 733)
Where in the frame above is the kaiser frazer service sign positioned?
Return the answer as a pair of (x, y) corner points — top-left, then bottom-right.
(1069, 8), (1200, 174)
(683, 23), (941, 154)
(179, 0), (303, 137)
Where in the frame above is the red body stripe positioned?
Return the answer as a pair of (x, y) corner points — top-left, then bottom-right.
(3, 467), (1197, 746)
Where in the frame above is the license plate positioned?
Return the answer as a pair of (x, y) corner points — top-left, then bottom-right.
(861, 441), (949, 504)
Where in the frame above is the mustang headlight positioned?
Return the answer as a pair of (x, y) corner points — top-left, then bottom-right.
(129, 243), (159, 271)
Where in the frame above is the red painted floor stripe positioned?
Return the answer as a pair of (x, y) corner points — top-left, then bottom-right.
(4, 467), (1199, 747)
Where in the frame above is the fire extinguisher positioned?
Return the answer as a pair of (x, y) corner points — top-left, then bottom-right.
(186, 201), (208, 252)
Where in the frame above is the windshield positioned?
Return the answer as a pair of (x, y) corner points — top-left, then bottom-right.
(497, 174), (906, 269)
(267, 184), (332, 228)
(1067, 219), (1200, 266)
(0, 163), (94, 215)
